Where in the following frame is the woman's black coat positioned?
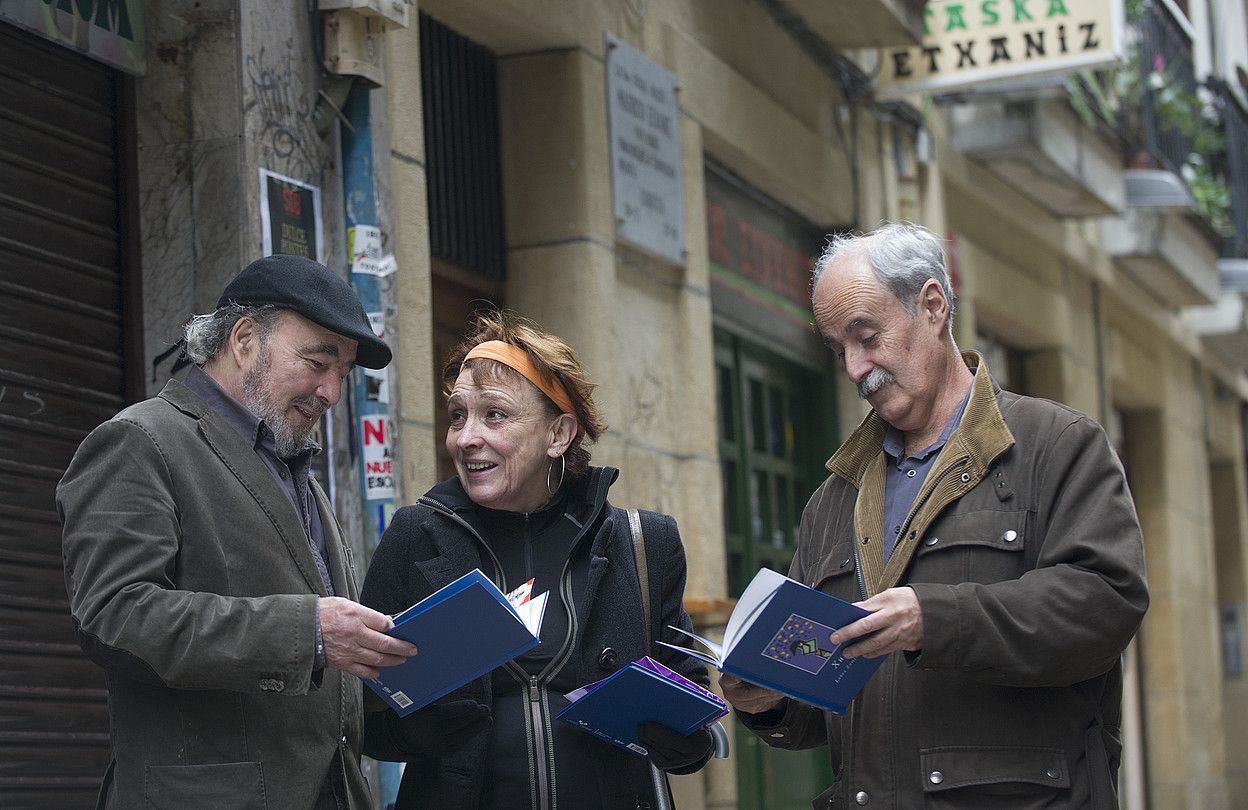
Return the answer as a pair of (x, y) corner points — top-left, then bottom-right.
(360, 467), (713, 809)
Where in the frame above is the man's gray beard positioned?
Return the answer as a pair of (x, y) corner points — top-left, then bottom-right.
(241, 345), (323, 459)
(857, 368), (896, 399)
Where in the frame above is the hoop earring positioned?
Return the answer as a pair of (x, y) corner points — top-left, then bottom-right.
(546, 454), (566, 495)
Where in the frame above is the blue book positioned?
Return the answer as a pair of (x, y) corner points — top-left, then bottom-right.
(658, 568), (883, 714)
(366, 568), (547, 716)
(556, 656), (728, 756)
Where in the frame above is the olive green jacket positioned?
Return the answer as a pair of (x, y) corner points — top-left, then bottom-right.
(58, 379), (370, 810)
(745, 353), (1149, 810)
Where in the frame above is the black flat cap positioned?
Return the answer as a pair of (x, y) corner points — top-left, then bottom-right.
(216, 254), (392, 368)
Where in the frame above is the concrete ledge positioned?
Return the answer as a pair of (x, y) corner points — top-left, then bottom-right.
(1101, 209), (1221, 306)
(785, 0), (925, 47)
(948, 98), (1125, 217)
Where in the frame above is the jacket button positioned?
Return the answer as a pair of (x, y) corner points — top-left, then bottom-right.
(1046, 768), (1060, 779)
(839, 557), (851, 569)
(960, 472), (971, 483)
(598, 647), (618, 669)
(854, 790), (870, 805)
(929, 770), (944, 784)
(1002, 529), (1018, 543)
(924, 536), (939, 547)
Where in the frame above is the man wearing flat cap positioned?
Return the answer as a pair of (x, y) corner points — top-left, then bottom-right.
(58, 255), (417, 809)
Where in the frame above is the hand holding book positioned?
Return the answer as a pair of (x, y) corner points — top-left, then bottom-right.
(636, 721), (715, 774)
(557, 656), (726, 758)
(719, 673), (786, 715)
(659, 568), (886, 715)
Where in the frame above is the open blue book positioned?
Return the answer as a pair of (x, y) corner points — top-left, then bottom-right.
(659, 567), (883, 714)
(366, 568), (547, 717)
(556, 656), (727, 756)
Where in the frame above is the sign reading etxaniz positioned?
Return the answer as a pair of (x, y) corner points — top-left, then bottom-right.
(0, 0), (145, 75)
(874, 0), (1123, 100)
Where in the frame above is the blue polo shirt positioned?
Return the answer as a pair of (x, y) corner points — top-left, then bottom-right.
(881, 383), (973, 560)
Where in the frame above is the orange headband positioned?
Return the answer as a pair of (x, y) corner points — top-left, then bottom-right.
(463, 340), (581, 436)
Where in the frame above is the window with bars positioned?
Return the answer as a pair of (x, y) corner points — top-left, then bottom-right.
(420, 12), (506, 280)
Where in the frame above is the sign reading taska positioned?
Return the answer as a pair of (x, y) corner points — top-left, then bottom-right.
(874, 0), (1124, 100)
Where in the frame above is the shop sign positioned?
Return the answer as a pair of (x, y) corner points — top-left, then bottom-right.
(705, 166), (823, 317)
(874, 0), (1123, 100)
(259, 169), (323, 263)
(605, 33), (684, 265)
(1, 0), (146, 74)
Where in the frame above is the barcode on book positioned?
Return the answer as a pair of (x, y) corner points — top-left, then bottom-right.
(391, 691), (413, 709)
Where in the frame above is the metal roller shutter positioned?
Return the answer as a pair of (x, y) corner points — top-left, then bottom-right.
(0, 21), (128, 808)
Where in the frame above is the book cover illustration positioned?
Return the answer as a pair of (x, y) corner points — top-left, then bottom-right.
(658, 567), (884, 714)
(761, 613), (843, 675)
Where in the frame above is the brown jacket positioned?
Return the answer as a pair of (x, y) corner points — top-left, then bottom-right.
(58, 380), (371, 809)
(744, 353), (1148, 810)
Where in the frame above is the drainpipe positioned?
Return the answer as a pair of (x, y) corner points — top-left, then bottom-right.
(340, 81), (403, 807)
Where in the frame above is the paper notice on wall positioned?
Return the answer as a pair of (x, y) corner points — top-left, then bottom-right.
(360, 415), (395, 500)
(364, 367), (390, 404)
(349, 225), (397, 277)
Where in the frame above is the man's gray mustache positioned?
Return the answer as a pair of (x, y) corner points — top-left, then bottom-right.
(858, 369), (896, 399)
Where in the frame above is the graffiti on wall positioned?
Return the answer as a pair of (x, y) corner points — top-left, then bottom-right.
(245, 47), (325, 181)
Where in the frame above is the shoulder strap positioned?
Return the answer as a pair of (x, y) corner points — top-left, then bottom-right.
(626, 508), (651, 645)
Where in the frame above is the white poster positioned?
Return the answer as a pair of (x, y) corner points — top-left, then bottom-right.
(360, 415), (395, 500)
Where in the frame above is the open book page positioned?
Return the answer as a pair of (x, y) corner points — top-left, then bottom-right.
(722, 567), (786, 652)
(659, 626), (724, 667)
(516, 590), (548, 637)
(634, 656), (722, 704)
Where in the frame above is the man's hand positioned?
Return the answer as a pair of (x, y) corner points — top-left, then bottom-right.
(720, 673), (787, 715)
(319, 597), (418, 679)
(830, 586), (923, 659)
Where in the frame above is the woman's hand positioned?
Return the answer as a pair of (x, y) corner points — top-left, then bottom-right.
(636, 722), (714, 774)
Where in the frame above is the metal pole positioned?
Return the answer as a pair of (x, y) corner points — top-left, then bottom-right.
(341, 80), (402, 808)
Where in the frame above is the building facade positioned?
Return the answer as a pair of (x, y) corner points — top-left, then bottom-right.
(2, 0), (1248, 807)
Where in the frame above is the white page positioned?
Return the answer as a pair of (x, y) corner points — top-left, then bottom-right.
(518, 591), (549, 637)
(662, 625), (725, 663)
(722, 567), (786, 653)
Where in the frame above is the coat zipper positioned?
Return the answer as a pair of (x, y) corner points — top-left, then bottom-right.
(423, 496), (592, 810)
(527, 675), (552, 810)
(842, 456), (970, 801)
(503, 548), (580, 810)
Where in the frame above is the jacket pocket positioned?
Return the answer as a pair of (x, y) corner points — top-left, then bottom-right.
(919, 745), (1069, 809)
(914, 509), (1030, 585)
(144, 761), (266, 810)
(809, 541), (860, 602)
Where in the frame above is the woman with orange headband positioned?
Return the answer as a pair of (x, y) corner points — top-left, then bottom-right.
(360, 310), (715, 809)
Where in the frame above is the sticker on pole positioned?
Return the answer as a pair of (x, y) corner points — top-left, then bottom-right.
(349, 225), (397, 277)
(361, 415), (395, 500)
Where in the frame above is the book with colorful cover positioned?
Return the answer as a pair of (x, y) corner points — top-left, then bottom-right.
(366, 569), (547, 716)
(556, 656), (727, 756)
(658, 567), (883, 714)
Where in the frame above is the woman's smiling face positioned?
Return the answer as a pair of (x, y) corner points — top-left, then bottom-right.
(445, 364), (566, 514)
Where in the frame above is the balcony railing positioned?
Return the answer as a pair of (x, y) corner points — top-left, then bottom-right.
(1136, 0), (1197, 178)
(1212, 80), (1248, 259)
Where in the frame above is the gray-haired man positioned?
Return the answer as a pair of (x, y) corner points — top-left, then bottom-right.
(59, 254), (417, 809)
(722, 223), (1148, 809)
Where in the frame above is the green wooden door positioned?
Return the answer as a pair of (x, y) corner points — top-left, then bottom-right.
(715, 329), (837, 808)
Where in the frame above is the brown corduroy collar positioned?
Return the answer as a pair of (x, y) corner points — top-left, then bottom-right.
(825, 350), (1015, 486)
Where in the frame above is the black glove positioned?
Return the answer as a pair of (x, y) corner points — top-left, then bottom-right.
(365, 697), (491, 761)
(636, 721), (715, 774)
